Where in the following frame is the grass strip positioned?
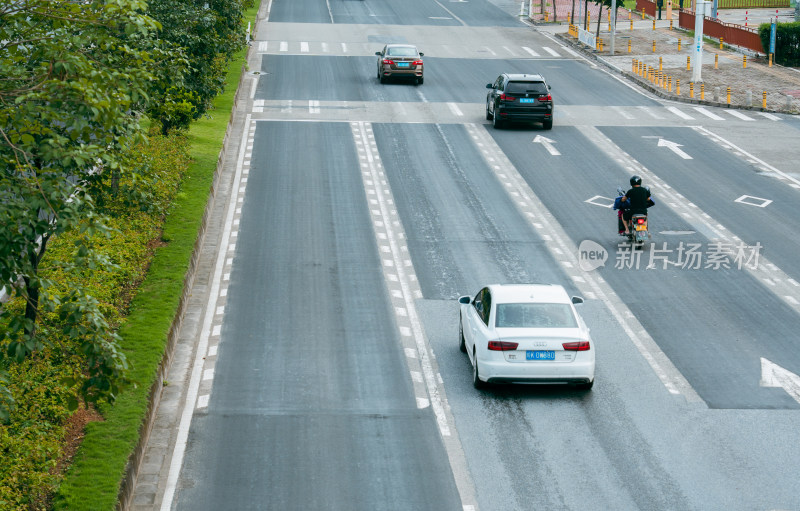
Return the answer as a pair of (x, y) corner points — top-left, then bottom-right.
(52, 7), (258, 509)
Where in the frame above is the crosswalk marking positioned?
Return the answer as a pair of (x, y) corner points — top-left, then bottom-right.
(693, 107), (725, 120)
(502, 46), (517, 56)
(758, 112), (780, 121)
(638, 106), (664, 119)
(522, 46), (540, 57)
(612, 106), (635, 120)
(258, 41), (268, 52)
(542, 46), (560, 57)
(667, 106), (694, 120)
(300, 41), (309, 53)
(727, 110), (754, 121)
(309, 100), (320, 114)
(321, 42), (329, 53)
(279, 41), (288, 52)
(448, 103), (464, 116)
(483, 46), (496, 56)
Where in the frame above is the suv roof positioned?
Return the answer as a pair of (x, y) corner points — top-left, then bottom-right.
(502, 73), (545, 82)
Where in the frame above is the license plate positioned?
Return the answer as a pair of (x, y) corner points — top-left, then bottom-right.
(636, 224), (647, 231)
(519, 98), (535, 103)
(396, 62), (410, 68)
(527, 350), (555, 360)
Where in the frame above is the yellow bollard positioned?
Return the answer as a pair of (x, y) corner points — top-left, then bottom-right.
(568, 12), (571, 24)
(653, 40), (656, 52)
(678, 38), (682, 51)
(769, 53), (773, 67)
(630, 19), (634, 30)
(720, 37), (723, 49)
(743, 55), (747, 68)
(641, 8), (645, 19)
(701, 83), (705, 100)
(690, 82), (694, 98)
(632, 58), (637, 73)
(545, 11), (549, 22)
(715, 53), (718, 69)
(640, 61), (644, 76)
(762, 91), (767, 108)
(677, 79), (681, 95)
(599, 38), (604, 51)
(727, 86), (731, 104)
(686, 55), (691, 70)
(628, 39), (632, 53)
(670, 19), (673, 30)
(653, 18), (656, 30)
(668, 76), (672, 92)
(659, 56), (663, 70)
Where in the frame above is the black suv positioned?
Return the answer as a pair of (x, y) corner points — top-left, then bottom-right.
(485, 73), (553, 130)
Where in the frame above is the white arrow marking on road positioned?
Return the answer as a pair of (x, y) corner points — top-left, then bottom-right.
(760, 357), (800, 404)
(657, 138), (693, 160)
(533, 135), (560, 156)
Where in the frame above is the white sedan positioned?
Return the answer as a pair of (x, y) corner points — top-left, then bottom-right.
(458, 284), (595, 390)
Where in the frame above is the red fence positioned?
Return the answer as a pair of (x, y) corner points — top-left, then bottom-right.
(635, 0), (657, 18)
(678, 9), (766, 53)
(717, 0), (789, 8)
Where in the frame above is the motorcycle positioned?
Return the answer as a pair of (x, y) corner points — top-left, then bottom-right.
(614, 186), (653, 245)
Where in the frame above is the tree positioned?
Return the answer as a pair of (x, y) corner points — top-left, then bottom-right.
(0, 0), (164, 421)
(145, 0), (246, 134)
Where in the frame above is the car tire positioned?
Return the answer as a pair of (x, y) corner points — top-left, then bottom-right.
(492, 111), (503, 129)
(485, 101), (493, 121)
(543, 119), (553, 130)
(379, 74), (386, 84)
(459, 317), (467, 353)
(417, 77), (424, 85)
(472, 351), (486, 389)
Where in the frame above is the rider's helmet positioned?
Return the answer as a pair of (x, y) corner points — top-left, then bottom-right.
(630, 175), (642, 186)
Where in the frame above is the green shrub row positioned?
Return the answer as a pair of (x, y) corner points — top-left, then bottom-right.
(760, 21), (800, 66)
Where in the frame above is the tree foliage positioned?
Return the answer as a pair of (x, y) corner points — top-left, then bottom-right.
(0, 0), (168, 422)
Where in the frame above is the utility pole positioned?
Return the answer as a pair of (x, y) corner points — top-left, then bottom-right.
(610, 0), (617, 54)
(692, 1), (709, 83)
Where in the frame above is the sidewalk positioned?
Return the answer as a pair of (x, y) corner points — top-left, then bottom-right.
(540, 9), (800, 113)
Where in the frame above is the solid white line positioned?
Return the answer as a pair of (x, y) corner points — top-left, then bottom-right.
(160, 115), (252, 511)
(542, 46), (560, 56)
(325, 0), (334, 23)
(448, 102), (464, 116)
(726, 110), (755, 121)
(667, 106), (694, 120)
(522, 46), (540, 57)
(693, 107), (724, 120)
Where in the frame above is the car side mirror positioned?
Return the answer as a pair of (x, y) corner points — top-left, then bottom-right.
(375, 51), (382, 56)
(486, 83), (493, 89)
(458, 296), (471, 305)
(419, 52), (424, 56)
(548, 85), (552, 90)
(571, 296), (584, 305)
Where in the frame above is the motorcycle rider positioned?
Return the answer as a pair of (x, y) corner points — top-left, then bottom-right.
(621, 175), (652, 235)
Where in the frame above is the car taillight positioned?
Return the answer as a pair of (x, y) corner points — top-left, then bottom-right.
(382, 59), (394, 65)
(412, 60), (423, 66)
(499, 93), (516, 101)
(488, 341), (519, 351)
(562, 341), (590, 351)
(637, 218), (646, 224)
(538, 94), (552, 102)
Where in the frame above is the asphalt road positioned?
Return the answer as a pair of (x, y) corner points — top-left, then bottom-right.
(158, 0), (800, 509)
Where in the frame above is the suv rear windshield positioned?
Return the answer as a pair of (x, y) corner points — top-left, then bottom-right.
(506, 81), (547, 94)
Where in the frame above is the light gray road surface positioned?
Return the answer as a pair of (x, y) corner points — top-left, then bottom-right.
(136, 0), (800, 509)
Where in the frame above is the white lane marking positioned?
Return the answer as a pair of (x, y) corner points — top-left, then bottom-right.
(341, 42), (348, 53)
(281, 99), (292, 113)
(309, 100), (320, 114)
(657, 138), (692, 159)
(196, 395), (209, 409)
(693, 126), (800, 189)
(208, 345), (218, 357)
(448, 102), (464, 116)
(612, 106), (635, 120)
(300, 41), (309, 53)
(734, 195), (772, 207)
(758, 112), (780, 120)
(321, 42), (329, 53)
(667, 106), (694, 120)
(160, 114), (252, 510)
(482, 46), (496, 56)
(727, 110), (754, 121)
(258, 41), (268, 52)
(203, 368), (214, 381)
(760, 358), (800, 404)
(693, 107), (725, 120)
(559, 44), (580, 57)
(532, 135), (560, 155)
(279, 41), (288, 52)
(522, 46), (540, 57)
(637, 106), (664, 119)
(502, 46), (517, 56)
(542, 46), (560, 56)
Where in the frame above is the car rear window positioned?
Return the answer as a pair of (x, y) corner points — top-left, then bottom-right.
(495, 303), (577, 328)
(505, 81), (547, 94)
(387, 47), (417, 57)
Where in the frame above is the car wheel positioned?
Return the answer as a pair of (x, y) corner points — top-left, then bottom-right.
(417, 77), (424, 85)
(472, 351), (486, 389)
(379, 74), (386, 84)
(459, 316), (467, 353)
(492, 110), (503, 129)
(485, 101), (493, 121)
(543, 119), (553, 130)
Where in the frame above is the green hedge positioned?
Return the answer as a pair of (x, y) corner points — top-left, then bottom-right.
(760, 21), (800, 66)
(51, 14), (255, 511)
